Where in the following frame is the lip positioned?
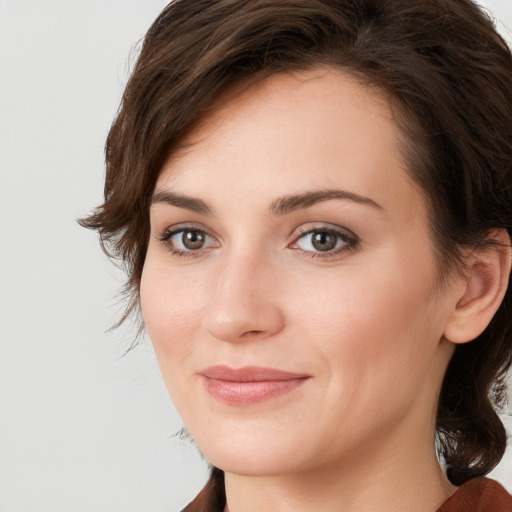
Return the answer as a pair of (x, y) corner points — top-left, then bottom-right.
(200, 365), (310, 405)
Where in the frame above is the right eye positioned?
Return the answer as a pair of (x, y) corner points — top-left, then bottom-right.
(160, 228), (219, 255)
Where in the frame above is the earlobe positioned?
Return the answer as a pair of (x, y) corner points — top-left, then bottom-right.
(443, 229), (511, 344)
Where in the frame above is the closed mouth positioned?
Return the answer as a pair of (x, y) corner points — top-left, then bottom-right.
(200, 365), (310, 405)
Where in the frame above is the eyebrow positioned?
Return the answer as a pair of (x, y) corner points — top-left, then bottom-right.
(151, 190), (213, 215)
(150, 188), (383, 216)
(270, 189), (383, 215)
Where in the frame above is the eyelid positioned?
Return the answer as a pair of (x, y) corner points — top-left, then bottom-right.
(157, 222), (216, 241)
(289, 223), (359, 257)
(157, 222), (220, 257)
(154, 221), (358, 260)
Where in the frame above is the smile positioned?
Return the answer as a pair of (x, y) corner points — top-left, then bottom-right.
(200, 366), (310, 405)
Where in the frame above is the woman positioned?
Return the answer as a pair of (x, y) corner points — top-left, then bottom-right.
(81, 0), (512, 510)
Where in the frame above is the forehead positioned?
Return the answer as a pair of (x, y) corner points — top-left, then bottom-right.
(155, 68), (423, 218)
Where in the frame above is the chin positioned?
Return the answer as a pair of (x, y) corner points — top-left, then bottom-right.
(192, 428), (306, 477)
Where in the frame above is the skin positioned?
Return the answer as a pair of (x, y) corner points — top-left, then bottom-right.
(141, 69), (477, 511)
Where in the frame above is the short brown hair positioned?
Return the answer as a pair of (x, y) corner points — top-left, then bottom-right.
(81, 0), (512, 485)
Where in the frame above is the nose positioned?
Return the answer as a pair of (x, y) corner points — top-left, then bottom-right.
(201, 255), (285, 343)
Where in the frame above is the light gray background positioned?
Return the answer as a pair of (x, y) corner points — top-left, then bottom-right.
(0, 1), (510, 511)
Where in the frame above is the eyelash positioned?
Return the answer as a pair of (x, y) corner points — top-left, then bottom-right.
(158, 225), (216, 259)
(157, 224), (358, 260)
(291, 225), (358, 259)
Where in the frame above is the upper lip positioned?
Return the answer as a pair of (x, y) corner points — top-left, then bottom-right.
(200, 365), (310, 382)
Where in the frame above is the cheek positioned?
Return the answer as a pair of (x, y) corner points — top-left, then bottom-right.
(140, 255), (208, 375)
(297, 253), (442, 387)
(285, 257), (444, 455)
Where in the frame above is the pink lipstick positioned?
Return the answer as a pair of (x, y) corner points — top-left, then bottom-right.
(201, 366), (309, 405)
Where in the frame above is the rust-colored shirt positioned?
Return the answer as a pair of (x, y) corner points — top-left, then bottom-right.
(182, 471), (512, 512)
(437, 478), (512, 512)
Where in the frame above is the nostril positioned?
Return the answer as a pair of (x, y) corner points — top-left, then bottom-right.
(241, 330), (264, 338)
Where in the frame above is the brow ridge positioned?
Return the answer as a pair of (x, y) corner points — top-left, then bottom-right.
(151, 190), (212, 215)
(150, 188), (382, 216)
(270, 189), (383, 215)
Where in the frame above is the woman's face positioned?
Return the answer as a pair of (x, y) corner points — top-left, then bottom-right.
(141, 69), (459, 476)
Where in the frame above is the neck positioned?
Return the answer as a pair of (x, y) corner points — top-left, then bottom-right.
(223, 418), (456, 512)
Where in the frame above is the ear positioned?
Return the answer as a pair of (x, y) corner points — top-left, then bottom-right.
(443, 229), (511, 344)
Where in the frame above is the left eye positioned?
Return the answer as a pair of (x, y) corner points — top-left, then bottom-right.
(166, 229), (218, 251)
(294, 228), (351, 253)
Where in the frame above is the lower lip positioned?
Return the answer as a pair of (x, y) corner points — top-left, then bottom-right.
(203, 377), (308, 405)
